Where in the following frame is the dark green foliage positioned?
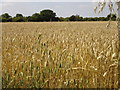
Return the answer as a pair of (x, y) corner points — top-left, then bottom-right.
(59, 17), (65, 21)
(16, 14), (23, 17)
(0, 16), (2, 22)
(54, 17), (60, 21)
(59, 17), (69, 21)
(69, 15), (83, 21)
(28, 13), (41, 22)
(83, 17), (107, 21)
(12, 17), (26, 22)
(26, 16), (32, 22)
(0, 10), (117, 22)
(69, 15), (76, 21)
(106, 14), (116, 21)
(40, 9), (56, 21)
(1, 13), (11, 18)
(1, 13), (12, 22)
(12, 14), (26, 22)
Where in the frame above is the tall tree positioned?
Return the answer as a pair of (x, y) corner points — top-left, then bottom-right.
(31, 13), (41, 22)
(1, 13), (12, 22)
(12, 13), (25, 22)
(16, 14), (23, 17)
(69, 15), (77, 21)
(1, 13), (11, 18)
(40, 9), (56, 21)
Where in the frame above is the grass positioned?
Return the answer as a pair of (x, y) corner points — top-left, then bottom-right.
(2, 21), (119, 88)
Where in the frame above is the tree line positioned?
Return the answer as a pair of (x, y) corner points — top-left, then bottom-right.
(0, 9), (116, 22)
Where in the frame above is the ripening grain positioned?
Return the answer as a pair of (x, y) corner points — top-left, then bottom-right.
(2, 22), (118, 88)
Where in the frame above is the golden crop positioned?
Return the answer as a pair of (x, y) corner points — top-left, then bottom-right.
(2, 22), (119, 88)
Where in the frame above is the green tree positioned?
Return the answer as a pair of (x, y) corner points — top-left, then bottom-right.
(12, 14), (25, 22)
(16, 14), (23, 17)
(31, 13), (41, 22)
(1, 13), (12, 22)
(59, 17), (65, 21)
(69, 15), (83, 21)
(0, 16), (2, 22)
(1, 13), (11, 18)
(12, 17), (26, 22)
(26, 16), (33, 22)
(75, 15), (83, 21)
(107, 14), (116, 21)
(69, 15), (76, 21)
(40, 9), (56, 21)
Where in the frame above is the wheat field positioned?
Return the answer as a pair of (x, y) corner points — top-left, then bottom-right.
(2, 22), (119, 88)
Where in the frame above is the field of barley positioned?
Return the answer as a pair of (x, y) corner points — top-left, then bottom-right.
(2, 22), (119, 88)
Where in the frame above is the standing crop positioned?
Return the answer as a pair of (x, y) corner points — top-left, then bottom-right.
(2, 22), (118, 88)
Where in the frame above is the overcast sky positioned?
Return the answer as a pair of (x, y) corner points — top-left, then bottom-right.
(0, 1), (117, 17)
(2, 0), (117, 2)
(1, 0), (98, 2)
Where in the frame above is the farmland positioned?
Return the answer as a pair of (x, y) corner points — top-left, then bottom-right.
(2, 22), (119, 88)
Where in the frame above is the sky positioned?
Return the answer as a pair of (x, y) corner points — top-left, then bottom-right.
(0, 1), (118, 17)
(1, 0), (117, 2)
(1, 0), (98, 2)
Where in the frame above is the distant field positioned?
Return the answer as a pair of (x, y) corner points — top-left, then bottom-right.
(2, 22), (118, 88)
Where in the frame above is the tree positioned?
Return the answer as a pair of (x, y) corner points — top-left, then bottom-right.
(26, 16), (33, 22)
(16, 14), (23, 17)
(0, 16), (2, 22)
(28, 13), (41, 22)
(1, 13), (12, 22)
(40, 9), (56, 21)
(12, 17), (26, 22)
(12, 14), (25, 22)
(107, 13), (117, 21)
(75, 15), (83, 21)
(54, 17), (60, 21)
(69, 15), (76, 21)
(69, 15), (83, 21)
(1, 13), (11, 18)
